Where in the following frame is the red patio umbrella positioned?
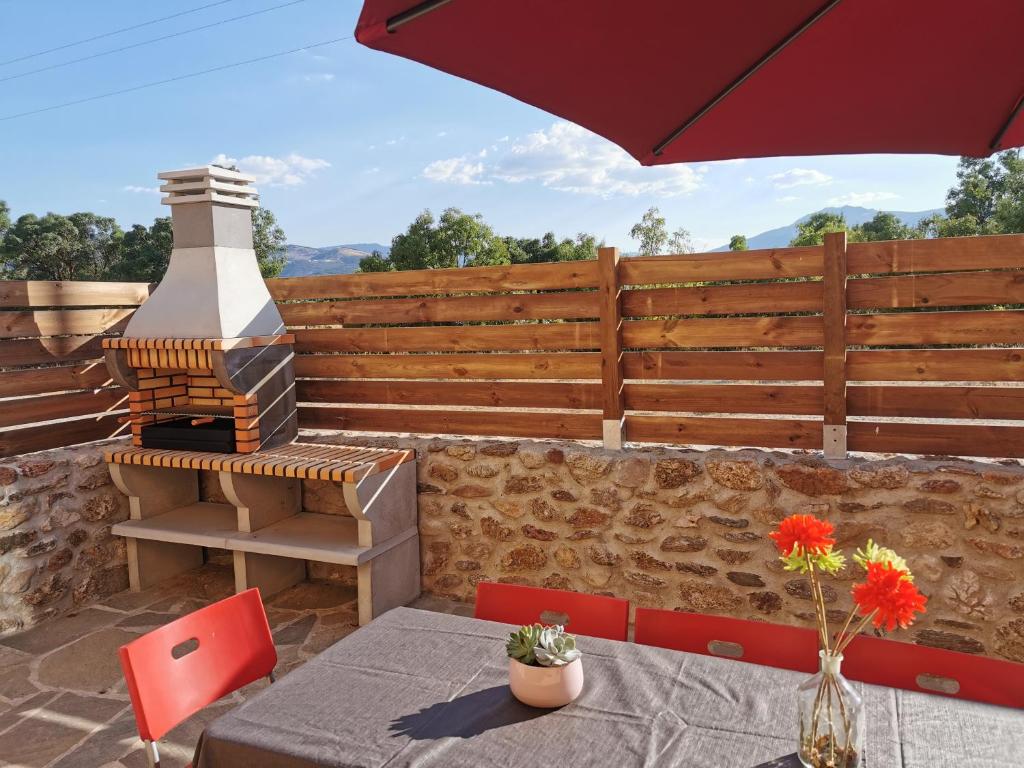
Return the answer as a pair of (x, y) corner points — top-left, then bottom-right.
(355, 0), (1024, 164)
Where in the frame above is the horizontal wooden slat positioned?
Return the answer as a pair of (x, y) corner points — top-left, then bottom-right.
(295, 352), (601, 380)
(0, 362), (113, 397)
(846, 234), (1024, 275)
(0, 388), (128, 429)
(298, 379), (601, 409)
(625, 383), (823, 414)
(298, 406), (602, 440)
(0, 280), (151, 308)
(268, 260), (600, 301)
(0, 308), (134, 339)
(846, 311), (1024, 346)
(625, 414), (822, 449)
(848, 271), (1024, 310)
(294, 322), (601, 354)
(847, 421), (1024, 458)
(278, 291), (597, 326)
(623, 316), (823, 349)
(623, 351), (823, 381)
(847, 349), (1024, 382)
(847, 385), (1024, 420)
(620, 246), (823, 284)
(0, 414), (129, 458)
(0, 336), (107, 367)
(622, 280), (822, 317)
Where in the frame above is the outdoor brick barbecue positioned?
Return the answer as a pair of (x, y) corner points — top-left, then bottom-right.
(94, 166), (421, 624)
(102, 166), (298, 454)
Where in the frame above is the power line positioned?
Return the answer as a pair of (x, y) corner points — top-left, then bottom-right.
(0, 36), (352, 122)
(0, 0), (308, 84)
(0, 0), (238, 67)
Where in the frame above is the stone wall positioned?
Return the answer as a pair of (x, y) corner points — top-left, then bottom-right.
(5, 431), (1023, 665)
(0, 441), (129, 635)
(322, 434), (1023, 663)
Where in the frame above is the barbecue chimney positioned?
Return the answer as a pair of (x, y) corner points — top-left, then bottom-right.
(103, 166), (298, 453)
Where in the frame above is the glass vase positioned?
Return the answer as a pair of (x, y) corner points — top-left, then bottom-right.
(797, 651), (864, 768)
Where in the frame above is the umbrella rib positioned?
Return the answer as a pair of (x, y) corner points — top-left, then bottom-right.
(990, 92), (1024, 151)
(387, 0), (455, 33)
(651, 0), (843, 158)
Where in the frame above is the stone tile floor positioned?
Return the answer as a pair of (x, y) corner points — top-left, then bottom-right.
(0, 564), (471, 768)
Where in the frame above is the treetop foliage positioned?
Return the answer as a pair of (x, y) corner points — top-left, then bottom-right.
(0, 205), (288, 281)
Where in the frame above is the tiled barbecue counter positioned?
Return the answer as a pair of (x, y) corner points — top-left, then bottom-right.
(107, 443), (419, 624)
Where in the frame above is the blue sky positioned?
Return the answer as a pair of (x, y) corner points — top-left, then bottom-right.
(0, 0), (960, 250)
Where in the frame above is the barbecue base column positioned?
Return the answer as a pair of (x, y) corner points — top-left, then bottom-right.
(127, 538), (204, 591)
(234, 551), (306, 597)
(357, 533), (421, 625)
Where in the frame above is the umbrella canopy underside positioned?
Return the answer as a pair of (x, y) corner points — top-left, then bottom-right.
(356, 0), (1024, 164)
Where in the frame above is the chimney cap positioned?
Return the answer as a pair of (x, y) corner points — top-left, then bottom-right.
(158, 165), (259, 209)
(158, 165), (256, 183)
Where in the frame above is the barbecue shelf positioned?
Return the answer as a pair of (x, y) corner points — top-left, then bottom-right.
(106, 443), (420, 625)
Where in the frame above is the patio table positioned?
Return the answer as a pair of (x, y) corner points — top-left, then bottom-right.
(193, 607), (1023, 767)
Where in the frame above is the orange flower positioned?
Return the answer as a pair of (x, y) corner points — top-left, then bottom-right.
(768, 514), (836, 557)
(852, 562), (928, 632)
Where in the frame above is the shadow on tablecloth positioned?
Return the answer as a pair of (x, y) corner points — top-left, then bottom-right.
(390, 685), (547, 740)
(750, 755), (801, 767)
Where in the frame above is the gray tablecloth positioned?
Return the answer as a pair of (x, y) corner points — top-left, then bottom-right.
(194, 607), (1023, 768)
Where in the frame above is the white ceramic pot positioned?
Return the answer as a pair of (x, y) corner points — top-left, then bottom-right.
(508, 657), (584, 708)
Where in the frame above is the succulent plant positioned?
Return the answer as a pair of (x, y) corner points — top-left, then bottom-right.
(534, 625), (581, 667)
(506, 623), (544, 665)
(506, 624), (582, 667)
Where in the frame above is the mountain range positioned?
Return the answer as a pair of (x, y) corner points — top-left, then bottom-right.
(281, 243), (390, 277)
(709, 205), (941, 251)
(281, 206), (942, 276)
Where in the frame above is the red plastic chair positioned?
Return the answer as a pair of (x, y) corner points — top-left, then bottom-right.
(474, 582), (629, 640)
(118, 588), (277, 767)
(842, 633), (1024, 708)
(634, 608), (820, 673)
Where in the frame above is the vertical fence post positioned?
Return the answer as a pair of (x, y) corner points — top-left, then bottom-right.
(598, 246), (625, 450)
(822, 231), (848, 458)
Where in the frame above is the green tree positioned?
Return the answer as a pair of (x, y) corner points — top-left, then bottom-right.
(384, 208), (510, 270)
(0, 200), (10, 277)
(630, 206), (668, 256)
(925, 150), (1024, 237)
(433, 208), (509, 268)
(729, 234), (748, 251)
(667, 227), (695, 254)
(251, 207), (287, 278)
(789, 212), (849, 247)
(505, 232), (600, 264)
(358, 250), (394, 273)
(2, 211), (122, 280)
(993, 150), (1024, 234)
(853, 212), (915, 242)
(109, 217), (173, 282)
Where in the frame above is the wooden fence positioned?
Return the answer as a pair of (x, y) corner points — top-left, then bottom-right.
(0, 281), (151, 456)
(2, 232), (1024, 459)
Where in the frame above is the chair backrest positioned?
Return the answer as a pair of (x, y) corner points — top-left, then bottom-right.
(634, 608), (820, 673)
(842, 633), (1024, 708)
(118, 588), (277, 741)
(474, 582), (629, 641)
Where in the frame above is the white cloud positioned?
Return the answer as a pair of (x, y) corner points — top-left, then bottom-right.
(385, 137), (406, 146)
(210, 153), (330, 187)
(827, 191), (900, 206)
(422, 156), (489, 185)
(436, 131), (448, 138)
(775, 195), (800, 203)
(123, 185), (160, 195)
(301, 73), (334, 83)
(422, 121), (703, 198)
(768, 168), (832, 189)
